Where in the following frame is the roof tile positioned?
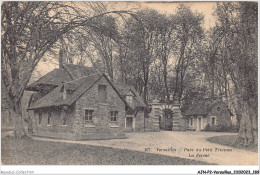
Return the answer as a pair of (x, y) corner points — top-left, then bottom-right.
(183, 99), (213, 116)
(27, 64), (146, 109)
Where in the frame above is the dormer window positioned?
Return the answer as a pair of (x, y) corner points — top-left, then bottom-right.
(126, 95), (133, 105)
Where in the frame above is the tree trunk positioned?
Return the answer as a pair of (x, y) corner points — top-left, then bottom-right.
(238, 101), (258, 146)
(11, 102), (27, 138)
(143, 80), (148, 104)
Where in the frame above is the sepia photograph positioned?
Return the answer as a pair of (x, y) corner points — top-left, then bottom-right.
(1, 0), (258, 174)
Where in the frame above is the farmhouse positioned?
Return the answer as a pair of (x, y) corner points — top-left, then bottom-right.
(26, 64), (155, 140)
(183, 98), (233, 131)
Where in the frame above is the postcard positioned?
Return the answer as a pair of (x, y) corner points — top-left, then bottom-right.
(1, 1), (258, 174)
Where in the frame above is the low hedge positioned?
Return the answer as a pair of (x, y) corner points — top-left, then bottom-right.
(204, 123), (239, 133)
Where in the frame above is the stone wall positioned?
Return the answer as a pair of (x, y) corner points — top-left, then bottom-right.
(144, 117), (154, 131)
(134, 111), (144, 131)
(207, 102), (232, 126)
(189, 116), (208, 131)
(179, 118), (188, 131)
(150, 102), (182, 131)
(150, 107), (161, 131)
(73, 76), (126, 140)
(29, 105), (76, 139)
(149, 111), (160, 132)
(30, 76), (127, 140)
(134, 110), (160, 132)
(201, 116), (208, 130)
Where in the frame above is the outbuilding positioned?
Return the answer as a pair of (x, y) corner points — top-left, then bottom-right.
(183, 98), (233, 131)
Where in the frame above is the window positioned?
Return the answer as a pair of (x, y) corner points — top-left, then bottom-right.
(47, 111), (51, 125)
(62, 114), (67, 126)
(39, 113), (42, 125)
(190, 117), (193, 127)
(211, 117), (216, 126)
(84, 110), (94, 124)
(126, 95), (133, 105)
(110, 111), (118, 122)
(98, 85), (107, 103)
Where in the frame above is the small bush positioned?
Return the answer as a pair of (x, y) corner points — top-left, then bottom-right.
(204, 124), (238, 133)
(207, 135), (257, 152)
(204, 124), (212, 132)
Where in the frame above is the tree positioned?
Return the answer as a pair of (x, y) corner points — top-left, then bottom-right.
(82, 15), (120, 81)
(118, 5), (205, 104)
(208, 2), (258, 146)
(1, 1), (130, 137)
(122, 9), (164, 103)
(171, 4), (204, 103)
(152, 14), (175, 101)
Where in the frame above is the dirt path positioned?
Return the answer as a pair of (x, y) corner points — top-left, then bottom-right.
(32, 131), (258, 165)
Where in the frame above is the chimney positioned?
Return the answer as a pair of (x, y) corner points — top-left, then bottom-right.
(59, 49), (63, 69)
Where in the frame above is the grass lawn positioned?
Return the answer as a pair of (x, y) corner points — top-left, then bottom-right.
(1, 136), (211, 165)
(207, 135), (258, 152)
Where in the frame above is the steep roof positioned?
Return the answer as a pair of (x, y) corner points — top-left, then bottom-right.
(183, 99), (214, 116)
(28, 74), (102, 109)
(28, 87), (63, 109)
(28, 73), (130, 109)
(114, 83), (146, 108)
(60, 74), (130, 107)
(64, 73), (101, 91)
(183, 98), (232, 116)
(26, 68), (72, 91)
(27, 63), (146, 109)
(58, 73), (103, 106)
(26, 64), (97, 91)
(114, 83), (132, 95)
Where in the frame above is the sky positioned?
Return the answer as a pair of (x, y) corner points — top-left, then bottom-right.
(34, 1), (217, 81)
(105, 1), (217, 29)
(141, 2), (217, 29)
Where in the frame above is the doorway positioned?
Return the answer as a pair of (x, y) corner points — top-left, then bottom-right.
(162, 109), (173, 131)
(198, 117), (202, 131)
(126, 117), (133, 131)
